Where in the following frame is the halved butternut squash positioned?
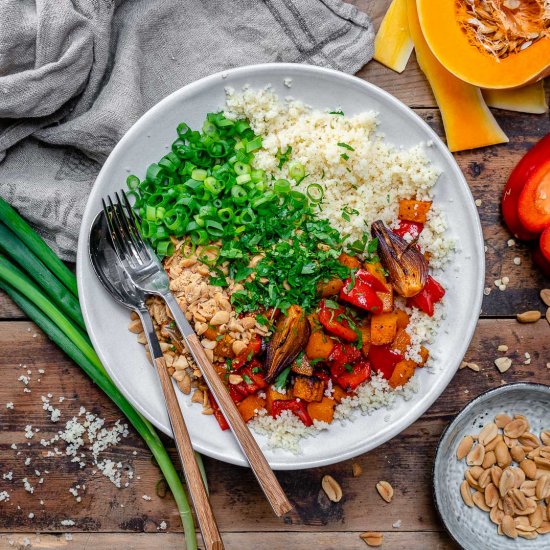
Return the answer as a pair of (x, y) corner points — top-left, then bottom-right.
(483, 81), (548, 114)
(374, 0), (414, 73)
(417, 0), (550, 90)
(407, 0), (508, 151)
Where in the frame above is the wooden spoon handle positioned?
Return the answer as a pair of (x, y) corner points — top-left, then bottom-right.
(154, 356), (224, 550)
(138, 308), (223, 549)
(185, 333), (293, 517)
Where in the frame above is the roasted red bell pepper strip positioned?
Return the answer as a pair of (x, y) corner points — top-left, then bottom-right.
(329, 341), (361, 377)
(271, 399), (313, 427)
(229, 382), (248, 404)
(232, 335), (262, 370)
(502, 132), (550, 240)
(369, 345), (403, 379)
(209, 393), (230, 431)
(241, 361), (268, 394)
(336, 360), (371, 391)
(406, 275), (445, 317)
(394, 220), (424, 240)
(317, 299), (357, 342)
(339, 269), (385, 313)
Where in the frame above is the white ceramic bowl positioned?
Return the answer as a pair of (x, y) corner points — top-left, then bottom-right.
(76, 63), (484, 469)
(434, 383), (550, 549)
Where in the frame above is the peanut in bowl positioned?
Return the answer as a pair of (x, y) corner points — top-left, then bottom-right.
(433, 383), (550, 550)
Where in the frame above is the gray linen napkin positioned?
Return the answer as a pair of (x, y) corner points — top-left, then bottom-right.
(0, 0), (374, 260)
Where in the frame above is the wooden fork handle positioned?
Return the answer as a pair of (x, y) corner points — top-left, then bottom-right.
(154, 355), (224, 550)
(185, 333), (293, 517)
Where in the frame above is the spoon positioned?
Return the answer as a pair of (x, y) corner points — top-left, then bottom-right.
(89, 211), (223, 550)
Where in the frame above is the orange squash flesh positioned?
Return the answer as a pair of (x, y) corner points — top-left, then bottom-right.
(374, 0), (414, 73)
(416, 0), (550, 90)
(483, 82), (548, 114)
(407, 0), (508, 152)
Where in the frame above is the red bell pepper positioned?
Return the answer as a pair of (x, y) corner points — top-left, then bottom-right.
(229, 382), (248, 404)
(329, 341), (361, 377)
(406, 275), (445, 317)
(369, 345), (403, 379)
(336, 360), (371, 391)
(209, 394), (230, 431)
(339, 270), (385, 313)
(394, 220), (424, 240)
(502, 132), (550, 240)
(232, 335), (262, 370)
(318, 299), (358, 342)
(241, 361), (268, 394)
(271, 399), (313, 427)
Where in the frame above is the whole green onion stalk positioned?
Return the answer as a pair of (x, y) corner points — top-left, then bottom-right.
(0, 197), (203, 549)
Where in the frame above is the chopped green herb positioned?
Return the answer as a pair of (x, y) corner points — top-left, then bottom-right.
(256, 314), (269, 326)
(344, 363), (354, 373)
(242, 374), (253, 385)
(274, 366), (291, 390)
(247, 351), (253, 362)
(276, 146), (292, 169)
(340, 153), (349, 161)
(251, 366), (261, 374)
(329, 110), (344, 116)
(337, 142), (355, 151)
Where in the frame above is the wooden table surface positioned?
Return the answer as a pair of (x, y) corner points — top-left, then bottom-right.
(1, 1), (549, 548)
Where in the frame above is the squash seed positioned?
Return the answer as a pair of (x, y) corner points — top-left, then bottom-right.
(540, 289), (550, 307)
(322, 475), (343, 503)
(376, 480), (394, 503)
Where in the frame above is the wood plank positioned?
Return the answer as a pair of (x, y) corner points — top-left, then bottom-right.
(0, 531), (453, 550)
(0, 319), (548, 534)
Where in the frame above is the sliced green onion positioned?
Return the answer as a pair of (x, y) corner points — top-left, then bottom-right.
(156, 240), (174, 257)
(306, 183), (324, 203)
(191, 169), (207, 181)
(288, 161), (305, 182)
(234, 162), (251, 175)
(245, 136), (263, 153)
(236, 173), (251, 185)
(274, 179), (291, 194)
(230, 185), (247, 204)
(218, 207), (234, 222)
(204, 177), (224, 195)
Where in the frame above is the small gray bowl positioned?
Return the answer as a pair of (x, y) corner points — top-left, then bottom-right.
(434, 383), (550, 550)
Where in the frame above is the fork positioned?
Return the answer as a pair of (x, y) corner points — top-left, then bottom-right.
(103, 190), (293, 518)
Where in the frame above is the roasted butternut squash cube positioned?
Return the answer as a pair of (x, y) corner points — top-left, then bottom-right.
(266, 386), (292, 413)
(238, 395), (266, 422)
(305, 330), (334, 361)
(291, 354), (314, 376)
(317, 278), (345, 297)
(292, 376), (325, 403)
(307, 396), (336, 424)
(388, 359), (416, 388)
(398, 199), (432, 223)
(331, 384), (348, 404)
(395, 308), (410, 330)
(418, 345), (429, 367)
(338, 252), (361, 269)
(358, 324), (371, 358)
(370, 312), (398, 346)
(392, 328), (411, 355)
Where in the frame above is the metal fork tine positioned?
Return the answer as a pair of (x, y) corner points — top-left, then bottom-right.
(120, 190), (152, 262)
(113, 191), (147, 266)
(107, 195), (137, 268)
(102, 198), (128, 265)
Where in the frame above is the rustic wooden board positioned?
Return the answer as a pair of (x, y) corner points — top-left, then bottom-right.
(0, 531), (453, 550)
(1, 319), (548, 537)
